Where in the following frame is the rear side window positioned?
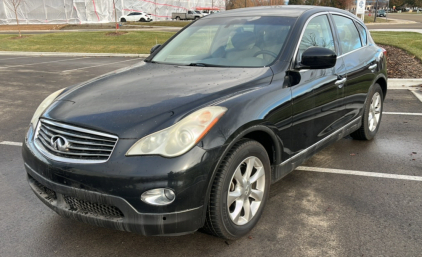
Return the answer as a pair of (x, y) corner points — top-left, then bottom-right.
(355, 22), (367, 46)
(332, 15), (362, 54)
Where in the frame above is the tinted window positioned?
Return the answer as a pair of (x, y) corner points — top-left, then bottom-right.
(298, 15), (335, 61)
(152, 16), (295, 67)
(332, 15), (362, 54)
(355, 22), (367, 46)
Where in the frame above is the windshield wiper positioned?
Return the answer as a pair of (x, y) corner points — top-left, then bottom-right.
(188, 63), (223, 67)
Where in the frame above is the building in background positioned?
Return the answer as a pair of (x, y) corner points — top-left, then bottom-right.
(0, 0), (226, 24)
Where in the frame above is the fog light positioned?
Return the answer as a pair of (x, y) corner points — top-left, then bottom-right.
(141, 188), (176, 206)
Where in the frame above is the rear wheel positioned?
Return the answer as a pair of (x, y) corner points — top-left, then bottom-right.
(140, 18), (146, 22)
(203, 140), (270, 240)
(175, 16), (180, 20)
(351, 83), (384, 140)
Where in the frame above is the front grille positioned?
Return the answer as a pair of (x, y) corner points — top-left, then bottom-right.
(34, 119), (118, 163)
(64, 195), (124, 218)
(30, 175), (57, 201)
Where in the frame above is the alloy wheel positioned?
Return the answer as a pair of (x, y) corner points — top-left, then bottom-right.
(368, 92), (381, 131)
(227, 156), (265, 225)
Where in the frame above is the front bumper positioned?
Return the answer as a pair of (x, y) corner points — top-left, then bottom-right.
(22, 125), (222, 235)
(25, 163), (202, 235)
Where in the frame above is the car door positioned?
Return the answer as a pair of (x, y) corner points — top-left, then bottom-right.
(133, 12), (142, 21)
(288, 14), (347, 155)
(126, 13), (134, 21)
(331, 14), (377, 124)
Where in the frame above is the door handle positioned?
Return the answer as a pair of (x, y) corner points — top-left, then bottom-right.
(368, 64), (377, 71)
(335, 78), (347, 88)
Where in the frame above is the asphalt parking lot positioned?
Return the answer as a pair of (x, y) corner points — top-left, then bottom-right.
(1, 55), (421, 257)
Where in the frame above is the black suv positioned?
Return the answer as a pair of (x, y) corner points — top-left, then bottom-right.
(23, 6), (387, 240)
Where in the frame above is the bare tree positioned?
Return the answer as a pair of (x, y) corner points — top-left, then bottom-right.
(6, 0), (24, 38)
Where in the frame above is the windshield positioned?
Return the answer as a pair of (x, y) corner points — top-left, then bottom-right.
(152, 16), (296, 67)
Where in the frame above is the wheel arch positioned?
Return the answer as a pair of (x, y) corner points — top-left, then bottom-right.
(200, 123), (283, 224)
(375, 76), (387, 100)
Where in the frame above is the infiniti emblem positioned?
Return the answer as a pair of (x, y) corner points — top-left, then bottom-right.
(50, 135), (70, 152)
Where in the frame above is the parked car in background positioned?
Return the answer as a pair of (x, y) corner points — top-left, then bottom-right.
(23, 6), (387, 240)
(120, 12), (152, 22)
(197, 10), (209, 16)
(377, 10), (386, 17)
(172, 10), (203, 20)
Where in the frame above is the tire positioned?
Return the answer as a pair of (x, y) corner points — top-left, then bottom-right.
(120, 18), (126, 22)
(351, 83), (384, 140)
(203, 139), (271, 240)
(194, 16), (199, 20)
(140, 18), (146, 22)
(175, 16), (180, 20)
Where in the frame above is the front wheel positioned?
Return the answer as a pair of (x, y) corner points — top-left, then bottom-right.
(351, 83), (384, 140)
(203, 140), (271, 240)
(120, 18), (126, 22)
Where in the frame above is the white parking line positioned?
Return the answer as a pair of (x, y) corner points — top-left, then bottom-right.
(411, 90), (422, 103)
(0, 57), (88, 69)
(61, 59), (138, 73)
(0, 56), (37, 61)
(0, 141), (22, 146)
(296, 166), (422, 182)
(383, 112), (422, 116)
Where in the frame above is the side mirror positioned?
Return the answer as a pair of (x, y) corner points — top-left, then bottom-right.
(297, 47), (337, 69)
(150, 44), (162, 54)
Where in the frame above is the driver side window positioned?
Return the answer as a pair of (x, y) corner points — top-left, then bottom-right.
(298, 15), (335, 61)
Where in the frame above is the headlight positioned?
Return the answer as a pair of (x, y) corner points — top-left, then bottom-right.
(126, 106), (227, 157)
(30, 88), (65, 129)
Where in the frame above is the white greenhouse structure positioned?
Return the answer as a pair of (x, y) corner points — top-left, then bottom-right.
(0, 0), (226, 24)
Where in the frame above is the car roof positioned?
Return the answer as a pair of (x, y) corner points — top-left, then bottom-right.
(205, 5), (352, 18)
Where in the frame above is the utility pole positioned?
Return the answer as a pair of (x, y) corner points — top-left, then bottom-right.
(245, 0), (247, 7)
(114, 0), (118, 33)
(373, 0), (378, 22)
(386, 0), (389, 21)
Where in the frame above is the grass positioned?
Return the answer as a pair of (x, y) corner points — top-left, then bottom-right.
(371, 32), (422, 60)
(0, 31), (175, 54)
(364, 15), (390, 23)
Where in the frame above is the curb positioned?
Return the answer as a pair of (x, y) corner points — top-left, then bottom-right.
(365, 18), (417, 26)
(369, 29), (422, 34)
(0, 51), (148, 58)
(388, 78), (422, 89)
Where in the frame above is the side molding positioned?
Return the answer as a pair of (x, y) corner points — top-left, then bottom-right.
(272, 116), (362, 182)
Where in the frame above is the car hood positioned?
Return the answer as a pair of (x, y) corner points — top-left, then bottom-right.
(43, 62), (273, 138)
